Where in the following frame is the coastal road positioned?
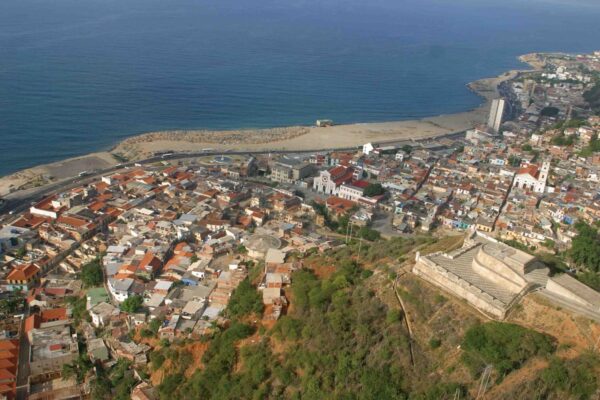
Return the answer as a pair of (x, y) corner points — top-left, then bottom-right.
(0, 130), (466, 218)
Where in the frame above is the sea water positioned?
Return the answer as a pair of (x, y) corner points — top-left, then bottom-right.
(1, 0), (600, 175)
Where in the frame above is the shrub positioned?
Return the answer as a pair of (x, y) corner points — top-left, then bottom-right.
(363, 183), (384, 197)
(461, 322), (555, 376)
(120, 295), (143, 313)
(429, 338), (442, 349)
(226, 278), (263, 318)
(150, 351), (166, 370)
(539, 354), (600, 400)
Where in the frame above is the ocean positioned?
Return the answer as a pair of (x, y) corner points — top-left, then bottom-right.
(1, 0), (600, 176)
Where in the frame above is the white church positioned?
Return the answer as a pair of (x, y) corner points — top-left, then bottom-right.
(513, 161), (550, 193)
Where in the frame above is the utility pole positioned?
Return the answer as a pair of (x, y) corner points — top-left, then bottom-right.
(453, 388), (461, 400)
(476, 365), (492, 400)
(357, 236), (363, 263)
(345, 221), (351, 244)
(349, 223), (353, 244)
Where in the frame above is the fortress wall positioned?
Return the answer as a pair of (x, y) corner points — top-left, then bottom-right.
(413, 260), (507, 319)
(546, 278), (596, 310)
(473, 250), (527, 293)
(446, 241), (480, 259)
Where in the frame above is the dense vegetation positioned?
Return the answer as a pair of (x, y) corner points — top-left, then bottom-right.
(569, 221), (600, 273)
(537, 354), (600, 400)
(267, 263), (415, 399)
(120, 295), (144, 313)
(0, 292), (24, 318)
(158, 322), (255, 399)
(152, 240), (471, 399)
(540, 106), (559, 117)
(363, 183), (384, 197)
(66, 295), (90, 325)
(568, 221), (600, 290)
(226, 278), (263, 318)
(461, 322), (555, 377)
(62, 354), (93, 383)
(580, 134), (600, 157)
(81, 257), (104, 287)
(551, 133), (576, 146)
(90, 359), (140, 400)
(498, 353), (600, 400)
(310, 200), (380, 240)
(143, 237), (597, 400)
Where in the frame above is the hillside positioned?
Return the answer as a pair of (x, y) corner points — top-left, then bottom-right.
(145, 236), (600, 400)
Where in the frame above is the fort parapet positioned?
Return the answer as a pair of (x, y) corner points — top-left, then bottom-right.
(414, 231), (600, 321)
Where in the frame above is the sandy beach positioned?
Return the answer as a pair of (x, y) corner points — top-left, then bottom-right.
(109, 65), (524, 160)
(0, 53), (544, 197)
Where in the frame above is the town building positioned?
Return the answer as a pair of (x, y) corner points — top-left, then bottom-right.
(513, 161), (550, 193)
(312, 166), (354, 195)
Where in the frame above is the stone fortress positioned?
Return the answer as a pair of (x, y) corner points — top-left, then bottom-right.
(414, 230), (600, 321)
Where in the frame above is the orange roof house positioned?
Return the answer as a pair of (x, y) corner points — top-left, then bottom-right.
(136, 252), (162, 277)
(41, 308), (69, 323)
(7, 263), (40, 288)
(326, 196), (357, 216)
(0, 339), (18, 400)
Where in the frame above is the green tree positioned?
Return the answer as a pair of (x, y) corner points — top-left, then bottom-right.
(62, 355), (93, 383)
(0, 293), (24, 316)
(580, 134), (600, 157)
(358, 227), (381, 241)
(66, 296), (89, 325)
(551, 134), (575, 146)
(569, 221), (600, 272)
(401, 144), (413, 154)
(226, 278), (263, 318)
(508, 155), (521, 167)
(120, 295), (143, 313)
(81, 258), (103, 287)
(540, 106), (559, 117)
(15, 247), (27, 258)
(363, 183), (384, 197)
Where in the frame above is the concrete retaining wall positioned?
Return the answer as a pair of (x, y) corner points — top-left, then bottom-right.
(413, 260), (507, 319)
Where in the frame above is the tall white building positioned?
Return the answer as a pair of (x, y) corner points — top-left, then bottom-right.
(488, 99), (506, 133)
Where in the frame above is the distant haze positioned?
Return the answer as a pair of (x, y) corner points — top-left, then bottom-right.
(1, 0), (599, 175)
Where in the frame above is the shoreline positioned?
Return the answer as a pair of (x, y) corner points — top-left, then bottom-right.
(0, 53), (543, 197)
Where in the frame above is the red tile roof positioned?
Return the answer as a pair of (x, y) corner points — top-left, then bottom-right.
(6, 264), (39, 282)
(328, 166), (355, 186)
(41, 308), (69, 322)
(517, 164), (539, 178)
(0, 341), (18, 352)
(140, 252), (162, 273)
(57, 215), (88, 229)
(88, 201), (106, 212)
(351, 180), (369, 189)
